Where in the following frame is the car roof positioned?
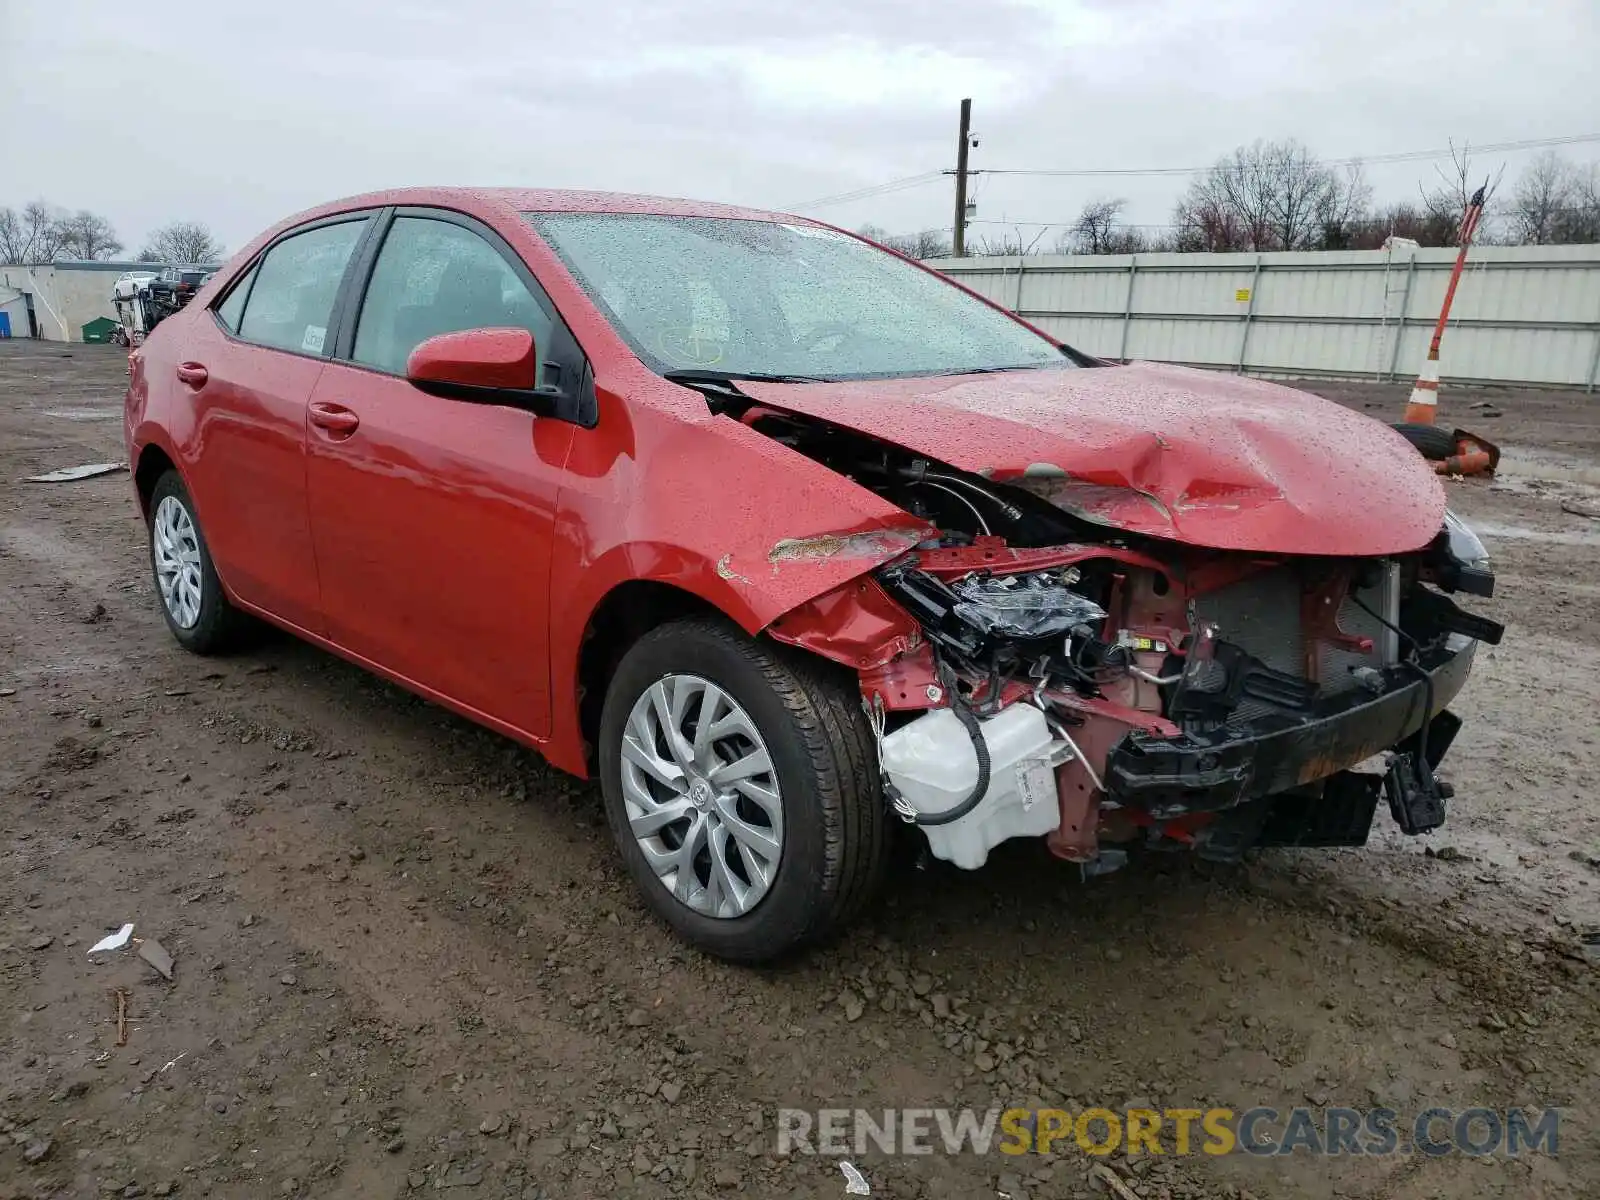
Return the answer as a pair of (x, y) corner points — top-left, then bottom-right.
(291, 187), (806, 227)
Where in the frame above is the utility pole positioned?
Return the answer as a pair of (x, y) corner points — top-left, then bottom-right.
(952, 98), (972, 257)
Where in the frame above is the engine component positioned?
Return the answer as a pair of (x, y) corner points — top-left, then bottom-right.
(947, 570), (1106, 640)
(879, 703), (1066, 869)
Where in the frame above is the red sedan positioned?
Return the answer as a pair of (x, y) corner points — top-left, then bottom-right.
(126, 188), (1500, 961)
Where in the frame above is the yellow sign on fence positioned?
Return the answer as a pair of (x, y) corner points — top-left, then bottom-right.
(1236, 288), (1252, 302)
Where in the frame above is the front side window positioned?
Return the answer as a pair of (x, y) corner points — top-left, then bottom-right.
(353, 217), (553, 376)
(237, 220), (366, 354)
(527, 213), (1067, 381)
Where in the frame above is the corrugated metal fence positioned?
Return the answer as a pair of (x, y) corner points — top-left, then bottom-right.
(931, 244), (1600, 392)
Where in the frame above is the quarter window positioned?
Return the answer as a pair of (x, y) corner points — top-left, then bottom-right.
(237, 221), (366, 355)
(214, 263), (257, 334)
(353, 217), (552, 376)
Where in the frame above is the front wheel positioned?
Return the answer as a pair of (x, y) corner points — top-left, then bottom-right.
(598, 618), (889, 962)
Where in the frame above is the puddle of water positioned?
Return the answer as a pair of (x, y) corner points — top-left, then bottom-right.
(1473, 522), (1600, 547)
(1498, 447), (1600, 487)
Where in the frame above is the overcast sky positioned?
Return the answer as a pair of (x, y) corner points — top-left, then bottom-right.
(3, 0), (1597, 257)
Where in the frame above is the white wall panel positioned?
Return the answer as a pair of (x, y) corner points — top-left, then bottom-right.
(932, 245), (1600, 391)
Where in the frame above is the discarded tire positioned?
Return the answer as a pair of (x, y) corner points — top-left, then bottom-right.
(1391, 422), (1458, 461)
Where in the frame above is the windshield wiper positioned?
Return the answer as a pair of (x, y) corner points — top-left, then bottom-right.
(932, 363), (1061, 377)
(664, 369), (830, 386)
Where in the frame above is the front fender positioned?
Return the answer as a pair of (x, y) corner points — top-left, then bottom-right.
(542, 392), (933, 774)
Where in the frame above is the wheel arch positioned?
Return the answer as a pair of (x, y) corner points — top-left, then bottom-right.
(572, 578), (723, 775)
(133, 442), (179, 519)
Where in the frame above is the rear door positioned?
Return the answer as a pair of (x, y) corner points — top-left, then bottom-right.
(304, 208), (582, 737)
(184, 215), (372, 632)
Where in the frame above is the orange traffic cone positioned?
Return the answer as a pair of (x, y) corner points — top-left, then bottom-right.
(1405, 351), (1440, 425)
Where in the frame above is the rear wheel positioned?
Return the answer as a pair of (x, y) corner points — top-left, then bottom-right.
(147, 470), (252, 654)
(598, 618), (888, 962)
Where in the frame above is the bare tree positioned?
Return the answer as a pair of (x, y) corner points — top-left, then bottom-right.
(56, 210), (123, 260)
(1173, 142), (1271, 250)
(2, 202), (123, 262)
(855, 225), (952, 259)
(1314, 162), (1373, 249)
(1173, 151), (1270, 250)
(1, 202), (71, 263)
(1558, 162), (1600, 243)
(1258, 140), (1338, 249)
(1171, 140), (1370, 252)
(1417, 141), (1493, 245)
(1061, 197), (1145, 254)
(1171, 191), (1248, 251)
(1346, 201), (1438, 249)
(1068, 198), (1121, 253)
(141, 220), (225, 264)
(972, 227), (1048, 256)
(902, 229), (952, 260)
(1509, 152), (1578, 244)
(0, 208), (25, 263)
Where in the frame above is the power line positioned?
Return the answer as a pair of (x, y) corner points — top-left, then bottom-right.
(966, 132), (1600, 178)
(786, 171), (945, 211)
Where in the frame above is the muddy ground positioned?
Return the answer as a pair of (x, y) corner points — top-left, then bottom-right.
(2, 338), (1598, 1200)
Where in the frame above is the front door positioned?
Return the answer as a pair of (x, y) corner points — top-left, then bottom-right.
(304, 212), (575, 737)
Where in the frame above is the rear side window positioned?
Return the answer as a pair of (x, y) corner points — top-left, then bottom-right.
(214, 263), (257, 334)
(238, 221), (366, 355)
(352, 217), (552, 376)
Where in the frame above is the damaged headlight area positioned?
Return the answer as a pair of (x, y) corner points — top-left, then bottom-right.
(948, 571), (1107, 641)
(1433, 509), (1494, 597)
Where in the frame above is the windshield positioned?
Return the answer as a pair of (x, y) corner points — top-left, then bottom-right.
(526, 213), (1069, 381)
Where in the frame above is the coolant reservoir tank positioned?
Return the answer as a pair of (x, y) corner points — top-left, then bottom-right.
(880, 704), (1063, 870)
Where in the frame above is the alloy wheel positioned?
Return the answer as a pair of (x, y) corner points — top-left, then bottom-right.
(152, 495), (204, 629)
(619, 673), (784, 918)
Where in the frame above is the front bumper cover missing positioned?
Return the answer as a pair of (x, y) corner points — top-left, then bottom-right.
(1104, 638), (1477, 819)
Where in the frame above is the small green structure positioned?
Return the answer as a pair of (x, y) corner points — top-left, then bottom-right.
(81, 317), (118, 343)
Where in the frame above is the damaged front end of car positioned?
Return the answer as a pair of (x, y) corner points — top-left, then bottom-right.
(744, 399), (1504, 875)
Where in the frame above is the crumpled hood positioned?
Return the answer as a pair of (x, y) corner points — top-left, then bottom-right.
(742, 362), (1447, 556)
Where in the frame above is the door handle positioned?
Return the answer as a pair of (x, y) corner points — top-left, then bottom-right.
(176, 362), (208, 387)
(309, 401), (360, 436)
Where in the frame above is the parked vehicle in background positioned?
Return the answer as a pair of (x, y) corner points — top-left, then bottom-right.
(112, 265), (217, 346)
(112, 270), (158, 300)
(123, 188), (1502, 962)
(157, 264), (217, 289)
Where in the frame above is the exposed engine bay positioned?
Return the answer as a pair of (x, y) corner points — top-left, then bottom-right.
(729, 396), (1507, 875)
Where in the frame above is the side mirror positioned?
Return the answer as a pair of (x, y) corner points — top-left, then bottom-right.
(406, 327), (539, 398)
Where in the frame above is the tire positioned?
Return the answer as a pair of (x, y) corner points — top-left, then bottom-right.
(146, 469), (252, 654)
(598, 617), (889, 963)
(1391, 422), (1458, 461)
